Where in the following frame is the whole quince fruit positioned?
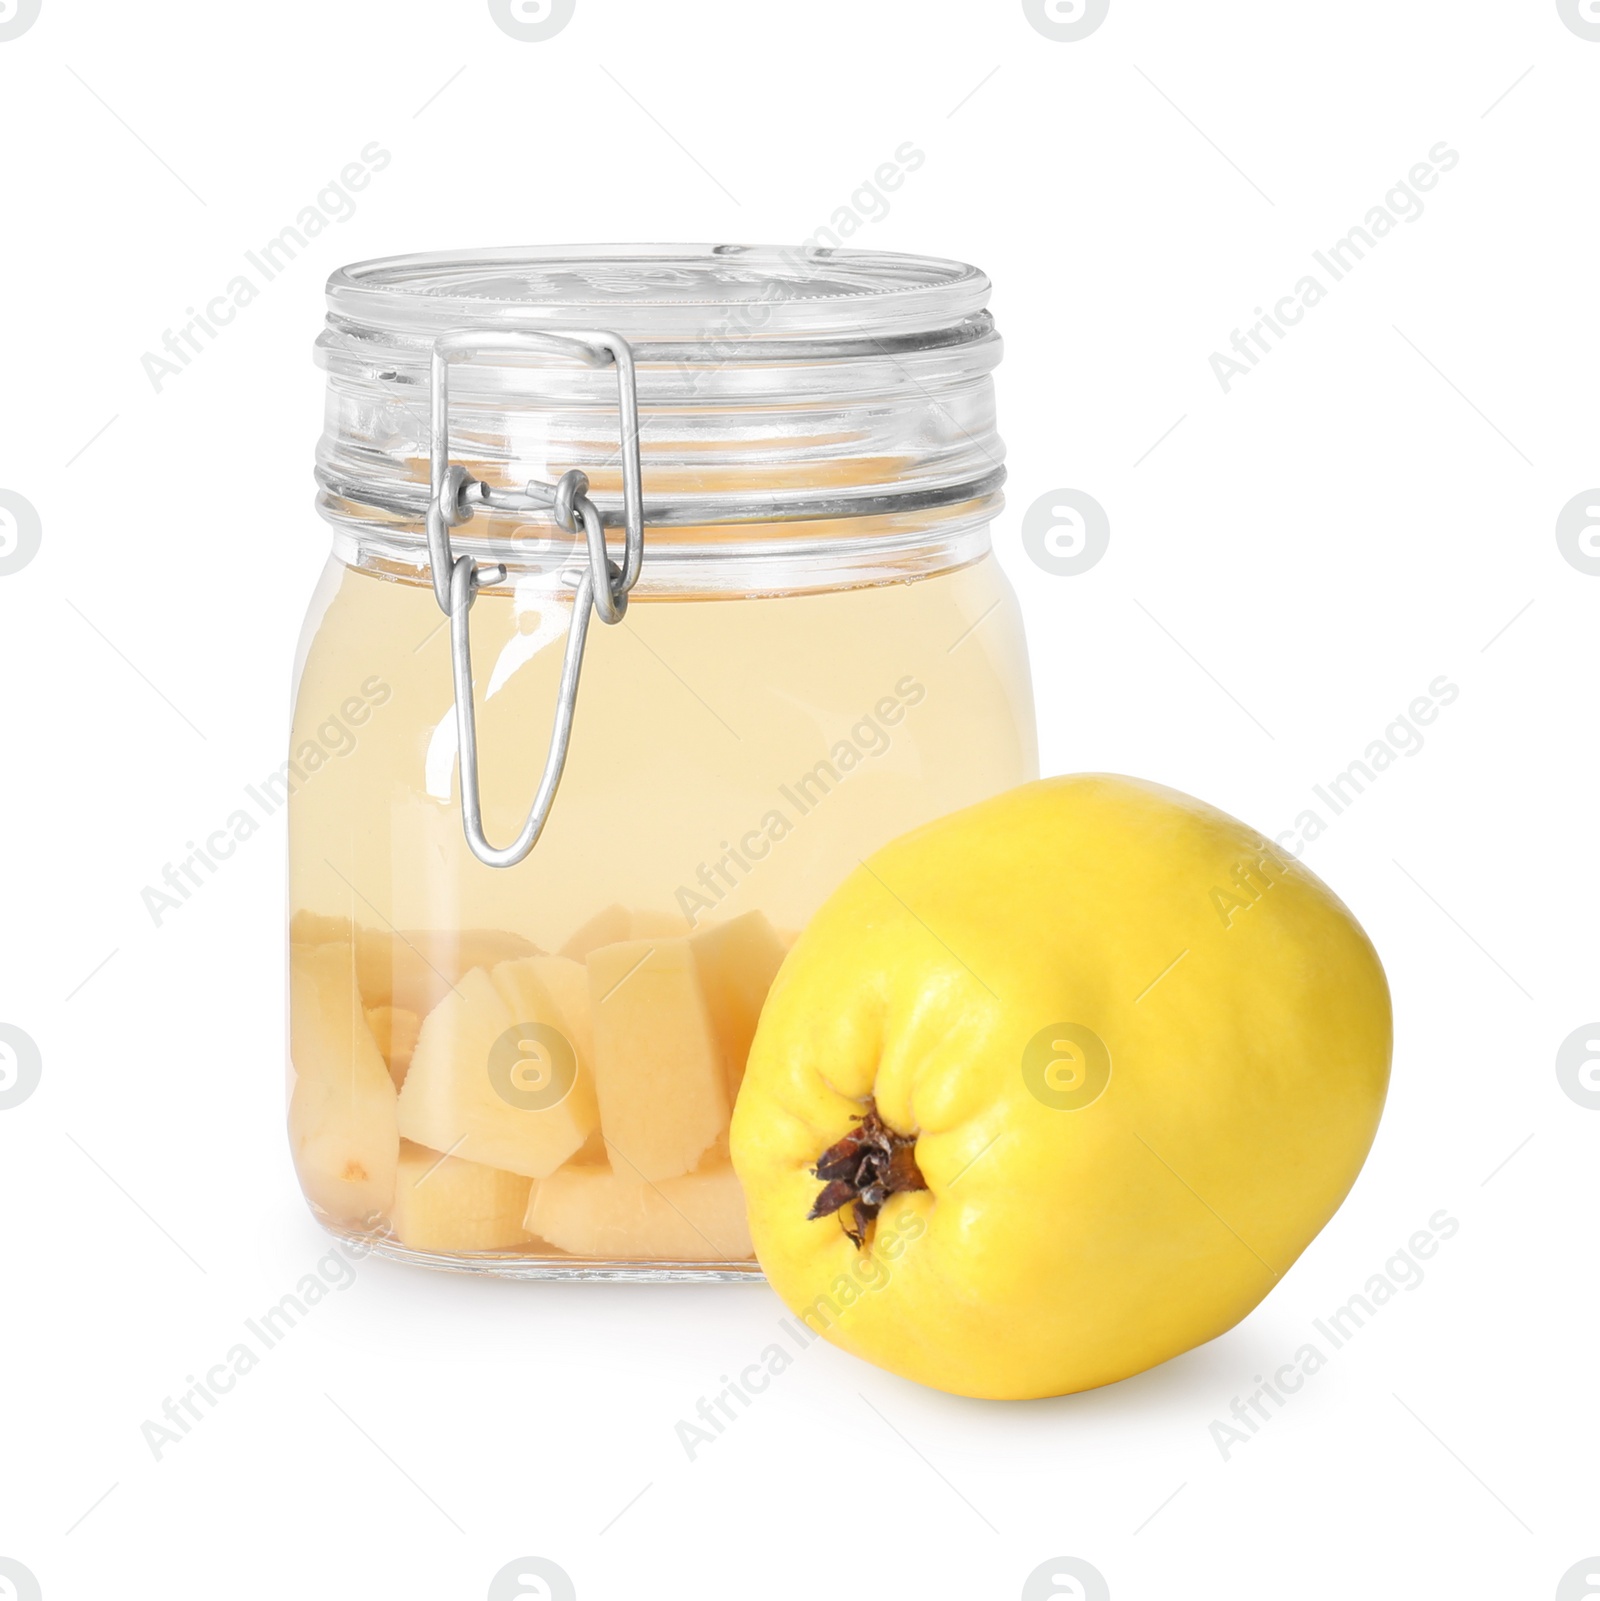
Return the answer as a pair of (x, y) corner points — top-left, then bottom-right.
(730, 774), (1391, 1400)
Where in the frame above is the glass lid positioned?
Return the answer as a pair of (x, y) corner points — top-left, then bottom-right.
(315, 244), (1007, 596)
(324, 243), (993, 347)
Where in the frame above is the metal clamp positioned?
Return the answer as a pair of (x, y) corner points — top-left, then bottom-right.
(426, 329), (644, 869)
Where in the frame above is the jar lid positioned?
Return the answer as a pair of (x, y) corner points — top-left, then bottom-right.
(315, 244), (1006, 596)
(324, 243), (992, 347)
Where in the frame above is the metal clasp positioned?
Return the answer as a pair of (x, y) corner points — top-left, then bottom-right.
(426, 329), (644, 869)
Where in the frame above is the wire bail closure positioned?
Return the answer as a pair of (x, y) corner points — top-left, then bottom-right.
(426, 329), (644, 869)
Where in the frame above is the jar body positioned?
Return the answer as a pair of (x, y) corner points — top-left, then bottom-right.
(287, 547), (1036, 1276)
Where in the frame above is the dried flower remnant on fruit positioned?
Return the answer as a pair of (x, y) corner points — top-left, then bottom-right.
(808, 1103), (927, 1248)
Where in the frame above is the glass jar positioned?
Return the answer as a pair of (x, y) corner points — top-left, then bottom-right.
(288, 245), (1037, 1279)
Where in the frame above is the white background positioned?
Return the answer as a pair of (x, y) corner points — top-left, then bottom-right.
(1, 2), (1596, 1597)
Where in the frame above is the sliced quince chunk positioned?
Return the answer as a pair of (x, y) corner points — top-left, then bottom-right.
(587, 938), (728, 1181)
(366, 1005), (420, 1091)
(690, 910), (788, 1101)
(355, 927), (541, 1016)
(495, 955), (595, 1074)
(524, 1163), (752, 1261)
(557, 904), (631, 962)
(290, 909), (354, 947)
(290, 942), (398, 1224)
(395, 966), (597, 1179)
(391, 1141), (533, 1253)
(558, 905), (690, 961)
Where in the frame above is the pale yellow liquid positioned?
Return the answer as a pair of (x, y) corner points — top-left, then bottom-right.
(290, 554), (1037, 942)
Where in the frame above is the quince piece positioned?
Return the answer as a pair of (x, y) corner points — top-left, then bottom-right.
(391, 1141), (533, 1253)
(366, 1005), (420, 1091)
(395, 966), (597, 1179)
(558, 905), (691, 961)
(290, 909), (354, 946)
(290, 942), (399, 1224)
(355, 927), (540, 1016)
(587, 939), (728, 1181)
(524, 1163), (752, 1261)
(558, 904), (632, 962)
(498, 955), (595, 1072)
(690, 911), (789, 1101)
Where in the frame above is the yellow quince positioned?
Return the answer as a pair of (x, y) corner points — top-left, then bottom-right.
(730, 775), (1391, 1400)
